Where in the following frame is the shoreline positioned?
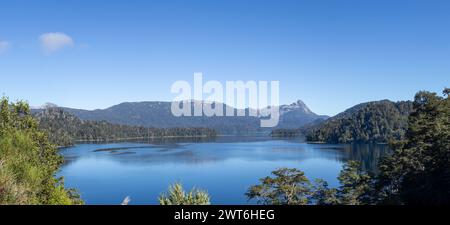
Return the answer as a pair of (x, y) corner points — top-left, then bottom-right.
(73, 135), (212, 142)
(57, 135), (216, 148)
(57, 135), (390, 149)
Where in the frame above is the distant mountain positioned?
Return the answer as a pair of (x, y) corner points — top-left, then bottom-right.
(277, 100), (329, 128)
(304, 100), (414, 143)
(33, 100), (328, 134)
(35, 108), (217, 147)
(31, 102), (59, 110)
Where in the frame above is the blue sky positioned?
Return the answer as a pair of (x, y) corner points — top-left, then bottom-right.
(0, 0), (449, 116)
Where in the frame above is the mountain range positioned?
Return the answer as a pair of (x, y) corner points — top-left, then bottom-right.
(33, 100), (328, 134)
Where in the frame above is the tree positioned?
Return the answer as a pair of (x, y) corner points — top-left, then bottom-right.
(377, 89), (450, 205)
(247, 162), (375, 205)
(246, 168), (312, 205)
(337, 161), (373, 205)
(0, 97), (82, 205)
(311, 179), (339, 205)
(159, 183), (210, 205)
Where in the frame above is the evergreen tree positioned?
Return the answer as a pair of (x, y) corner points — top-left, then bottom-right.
(377, 89), (450, 205)
(337, 161), (373, 205)
(311, 179), (339, 205)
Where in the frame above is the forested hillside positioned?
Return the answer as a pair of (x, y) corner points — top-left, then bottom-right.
(305, 100), (413, 143)
(34, 108), (217, 147)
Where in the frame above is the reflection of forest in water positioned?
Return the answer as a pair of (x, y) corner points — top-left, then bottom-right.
(72, 136), (391, 172)
(75, 136), (217, 145)
(343, 143), (391, 173)
(313, 143), (391, 172)
(74, 135), (283, 146)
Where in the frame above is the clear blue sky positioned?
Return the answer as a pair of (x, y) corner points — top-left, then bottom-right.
(0, 0), (449, 116)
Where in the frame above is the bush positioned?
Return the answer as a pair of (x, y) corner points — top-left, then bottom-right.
(0, 97), (82, 205)
(159, 183), (210, 205)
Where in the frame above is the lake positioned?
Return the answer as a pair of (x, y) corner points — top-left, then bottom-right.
(58, 137), (390, 205)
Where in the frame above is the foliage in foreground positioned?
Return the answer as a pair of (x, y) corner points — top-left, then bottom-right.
(376, 88), (450, 205)
(246, 161), (371, 205)
(0, 97), (82, 205)
(248, 89), (450, 205)
(159, 183), (210, 205)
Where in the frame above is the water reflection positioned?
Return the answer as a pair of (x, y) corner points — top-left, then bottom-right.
(314, 143), (391, 172)
(58, 137), (390, 204)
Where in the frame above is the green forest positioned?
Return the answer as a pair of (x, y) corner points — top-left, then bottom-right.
(305, 100), (414, 143)
(35, 108), (217, 147)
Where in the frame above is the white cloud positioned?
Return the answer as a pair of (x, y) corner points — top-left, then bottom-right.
(39, 32), (74, 54)
(0, 41), (10, 54)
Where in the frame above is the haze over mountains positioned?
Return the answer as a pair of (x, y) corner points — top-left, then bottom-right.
(33, 100), (328, 134)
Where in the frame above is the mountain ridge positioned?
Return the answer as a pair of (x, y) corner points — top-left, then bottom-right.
(32, 99), (328, 134)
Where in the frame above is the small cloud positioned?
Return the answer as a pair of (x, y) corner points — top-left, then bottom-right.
(0, 41), (10, 54)
(39, 32), (74, 54)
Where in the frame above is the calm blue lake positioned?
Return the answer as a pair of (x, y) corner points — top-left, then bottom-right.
(58, 137), (390, 205)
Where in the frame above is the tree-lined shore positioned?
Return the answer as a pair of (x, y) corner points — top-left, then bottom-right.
(35, 108), (217, 147)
